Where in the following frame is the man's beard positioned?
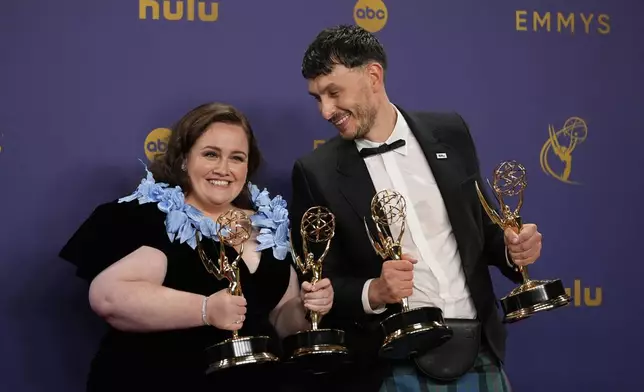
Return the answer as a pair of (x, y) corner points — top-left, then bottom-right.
(345, 104), (377, 140)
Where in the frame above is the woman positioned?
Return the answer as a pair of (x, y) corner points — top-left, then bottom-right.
(59, 102), (334, 391)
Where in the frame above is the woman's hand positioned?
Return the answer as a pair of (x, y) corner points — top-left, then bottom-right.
(300, 278), (334, 316)
(206, 288), (247, 331)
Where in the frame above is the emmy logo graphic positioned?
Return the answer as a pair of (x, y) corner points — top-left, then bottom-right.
(539, 116), (588, 185)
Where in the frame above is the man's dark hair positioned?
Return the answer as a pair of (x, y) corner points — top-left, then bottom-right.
(301, 25), (387, 80)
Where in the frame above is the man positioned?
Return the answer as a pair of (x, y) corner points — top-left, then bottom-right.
(289, 25), (543, 391)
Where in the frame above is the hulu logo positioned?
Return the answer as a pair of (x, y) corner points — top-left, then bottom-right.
(139, 0), (219, 22)
(564, 279), (602, 307)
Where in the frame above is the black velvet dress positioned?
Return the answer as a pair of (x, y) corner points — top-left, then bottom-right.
(59, 200), (292, 392)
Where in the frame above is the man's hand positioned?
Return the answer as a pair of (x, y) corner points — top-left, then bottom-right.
(504, 224), (542, 267)
(301, 278), (334, 317)
(368, 253), (418, 309)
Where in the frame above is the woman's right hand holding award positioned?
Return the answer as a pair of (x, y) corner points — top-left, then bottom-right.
(204, 288), (247, 332)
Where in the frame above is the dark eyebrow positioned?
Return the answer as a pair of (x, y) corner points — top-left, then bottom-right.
(309, 83), (340, 99)
(201, 146), (247, 157)
(231, 150), (248, 157)
(201, 145), (220, 152)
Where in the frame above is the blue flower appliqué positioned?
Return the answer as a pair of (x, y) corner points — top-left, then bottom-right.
(248, 184), (291, 260)
(118, 162), (291, 260)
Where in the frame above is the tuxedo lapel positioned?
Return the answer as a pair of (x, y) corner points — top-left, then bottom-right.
(336, 140), (378, 225)
(399, 108), (466, 202)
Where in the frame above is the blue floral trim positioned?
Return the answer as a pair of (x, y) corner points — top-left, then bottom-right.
(117, 161), (291, 260)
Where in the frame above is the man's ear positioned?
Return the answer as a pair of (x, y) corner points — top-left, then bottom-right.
(366, 62), (385, 92)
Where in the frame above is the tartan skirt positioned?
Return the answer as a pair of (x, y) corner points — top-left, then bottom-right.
(378, 350), (512, 392)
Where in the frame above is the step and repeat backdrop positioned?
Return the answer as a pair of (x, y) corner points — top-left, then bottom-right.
(1, 0), (642, 391)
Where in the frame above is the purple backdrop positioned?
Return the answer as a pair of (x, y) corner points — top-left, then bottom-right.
(1, 0), (642, 390)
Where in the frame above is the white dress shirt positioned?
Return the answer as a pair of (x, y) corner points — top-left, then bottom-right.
(357, 106), (513, 319)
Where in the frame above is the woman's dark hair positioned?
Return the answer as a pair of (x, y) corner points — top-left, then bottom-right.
(148, 102), (261, 210)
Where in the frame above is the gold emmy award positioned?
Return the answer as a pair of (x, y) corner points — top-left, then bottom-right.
(475, 160), (571, 323)
(283, 206), (348, 373)
(364, 190), (452, 360)
(196, 209), (279, 374)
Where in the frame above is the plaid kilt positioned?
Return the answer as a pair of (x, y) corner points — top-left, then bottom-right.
(378, 350), (512, 392)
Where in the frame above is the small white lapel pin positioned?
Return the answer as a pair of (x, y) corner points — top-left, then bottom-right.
(436, 153), (447, 159)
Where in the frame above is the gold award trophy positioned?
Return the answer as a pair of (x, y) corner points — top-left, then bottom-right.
(475, 160), (571, 323)
(364, 190), (452, 360)
(283, 206), (348, 372)
(196, 209), (279, 374)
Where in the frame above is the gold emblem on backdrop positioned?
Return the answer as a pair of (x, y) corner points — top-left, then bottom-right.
(139, 0), (219, 22)
(313, 140), (326, 150)
(515, 11), (610, 35)
(353, 0), (388, 33)
(539, 117), (588, 185)
(144, 128), (172, 162)
(564, 279), (602, 307)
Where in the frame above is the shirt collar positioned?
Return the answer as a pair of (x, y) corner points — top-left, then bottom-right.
(355, 105), (409, 156)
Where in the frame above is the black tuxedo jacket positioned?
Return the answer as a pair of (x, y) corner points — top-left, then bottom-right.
(288, 107), (522, 389)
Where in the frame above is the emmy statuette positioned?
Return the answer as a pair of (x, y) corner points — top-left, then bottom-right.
(364, 190), (453, 360)
(197, 209), (279, 374)
(283, 206), (349, 374)
(475, 160), (571, 323)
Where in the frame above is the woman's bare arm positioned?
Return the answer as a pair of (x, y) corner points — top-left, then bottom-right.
(88, 246), (205, 332)
(268, 266), (311, 338)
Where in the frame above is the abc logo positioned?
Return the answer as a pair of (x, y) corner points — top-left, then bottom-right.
(144, 127), (172, 161)
(354, 0), (388, 33)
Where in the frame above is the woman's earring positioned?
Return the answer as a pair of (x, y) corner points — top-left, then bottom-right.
(181, 162), (187, 172)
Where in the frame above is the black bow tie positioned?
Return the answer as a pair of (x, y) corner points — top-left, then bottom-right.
(359, 139), (406, 158)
